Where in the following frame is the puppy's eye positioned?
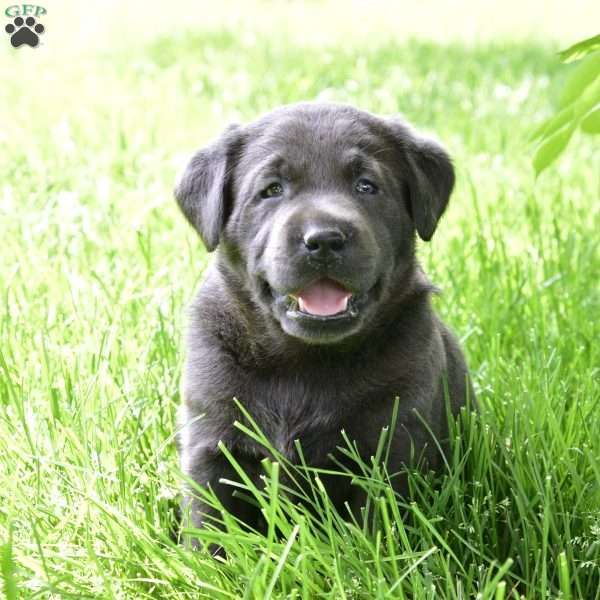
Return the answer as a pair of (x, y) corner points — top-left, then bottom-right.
(355, 178), (379, 195)
(260, 182), (284, 199)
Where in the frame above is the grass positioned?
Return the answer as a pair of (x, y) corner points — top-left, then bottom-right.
(1, 21), (599, 599)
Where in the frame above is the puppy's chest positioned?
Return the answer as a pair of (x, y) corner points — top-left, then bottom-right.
(238, 375), (355, 463)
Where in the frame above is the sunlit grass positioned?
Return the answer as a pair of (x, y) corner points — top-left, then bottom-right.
(0, 26), (599, 599)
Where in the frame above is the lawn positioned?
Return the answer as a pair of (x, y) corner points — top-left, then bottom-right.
(1, 5), (599, 598)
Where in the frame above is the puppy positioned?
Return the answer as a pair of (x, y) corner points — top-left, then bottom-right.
(175, 102), (473, 542)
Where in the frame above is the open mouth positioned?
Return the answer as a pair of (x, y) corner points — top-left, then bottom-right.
(262, 275), (381, 342)
(286, 279), (359, 321)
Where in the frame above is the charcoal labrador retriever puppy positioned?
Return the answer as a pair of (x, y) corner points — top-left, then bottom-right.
(175, 102), (473, 543)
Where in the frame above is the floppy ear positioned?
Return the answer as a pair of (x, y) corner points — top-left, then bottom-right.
(405, 135), (455, 241)
(386, 119), (455, 241)
(174, 124), (243, 252)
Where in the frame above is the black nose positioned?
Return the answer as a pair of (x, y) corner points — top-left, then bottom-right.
(303, 227), (347, 256)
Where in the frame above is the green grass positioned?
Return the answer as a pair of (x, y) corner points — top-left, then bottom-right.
(1, 26), (599, 599)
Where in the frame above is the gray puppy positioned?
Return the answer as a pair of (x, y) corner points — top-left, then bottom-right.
(175, 102), (473, 542)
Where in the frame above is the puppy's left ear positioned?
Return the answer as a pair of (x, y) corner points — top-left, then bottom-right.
(387, 119), (455, 241)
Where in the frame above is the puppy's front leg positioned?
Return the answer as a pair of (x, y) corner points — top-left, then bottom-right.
(182, 447), (262, 553)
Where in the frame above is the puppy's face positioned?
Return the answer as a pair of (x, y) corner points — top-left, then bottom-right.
(176, 103), (454, 344)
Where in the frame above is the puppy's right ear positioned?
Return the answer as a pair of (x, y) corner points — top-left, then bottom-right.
(174, 124), (243, 252)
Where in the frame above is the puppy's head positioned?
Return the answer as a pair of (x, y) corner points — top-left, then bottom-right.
(176, 103), (454, 344)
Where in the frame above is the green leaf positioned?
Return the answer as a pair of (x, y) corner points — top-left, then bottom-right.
(530, 103), (578, 142)
(579, 73), (600, 110)
(559, 33), (600, 63)
(580, 105), (600, 133)
(532, 76), (600, 142)
(559, 51), (600, 108)
(533, 124), (575, 176)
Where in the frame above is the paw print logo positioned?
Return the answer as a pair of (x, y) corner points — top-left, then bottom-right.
(5, 16), (44, 48)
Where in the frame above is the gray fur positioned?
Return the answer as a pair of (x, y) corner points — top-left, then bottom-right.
(174, 102), (473, 544)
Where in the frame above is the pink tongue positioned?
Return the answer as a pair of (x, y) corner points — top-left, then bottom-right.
(297, 279), (352, 316)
